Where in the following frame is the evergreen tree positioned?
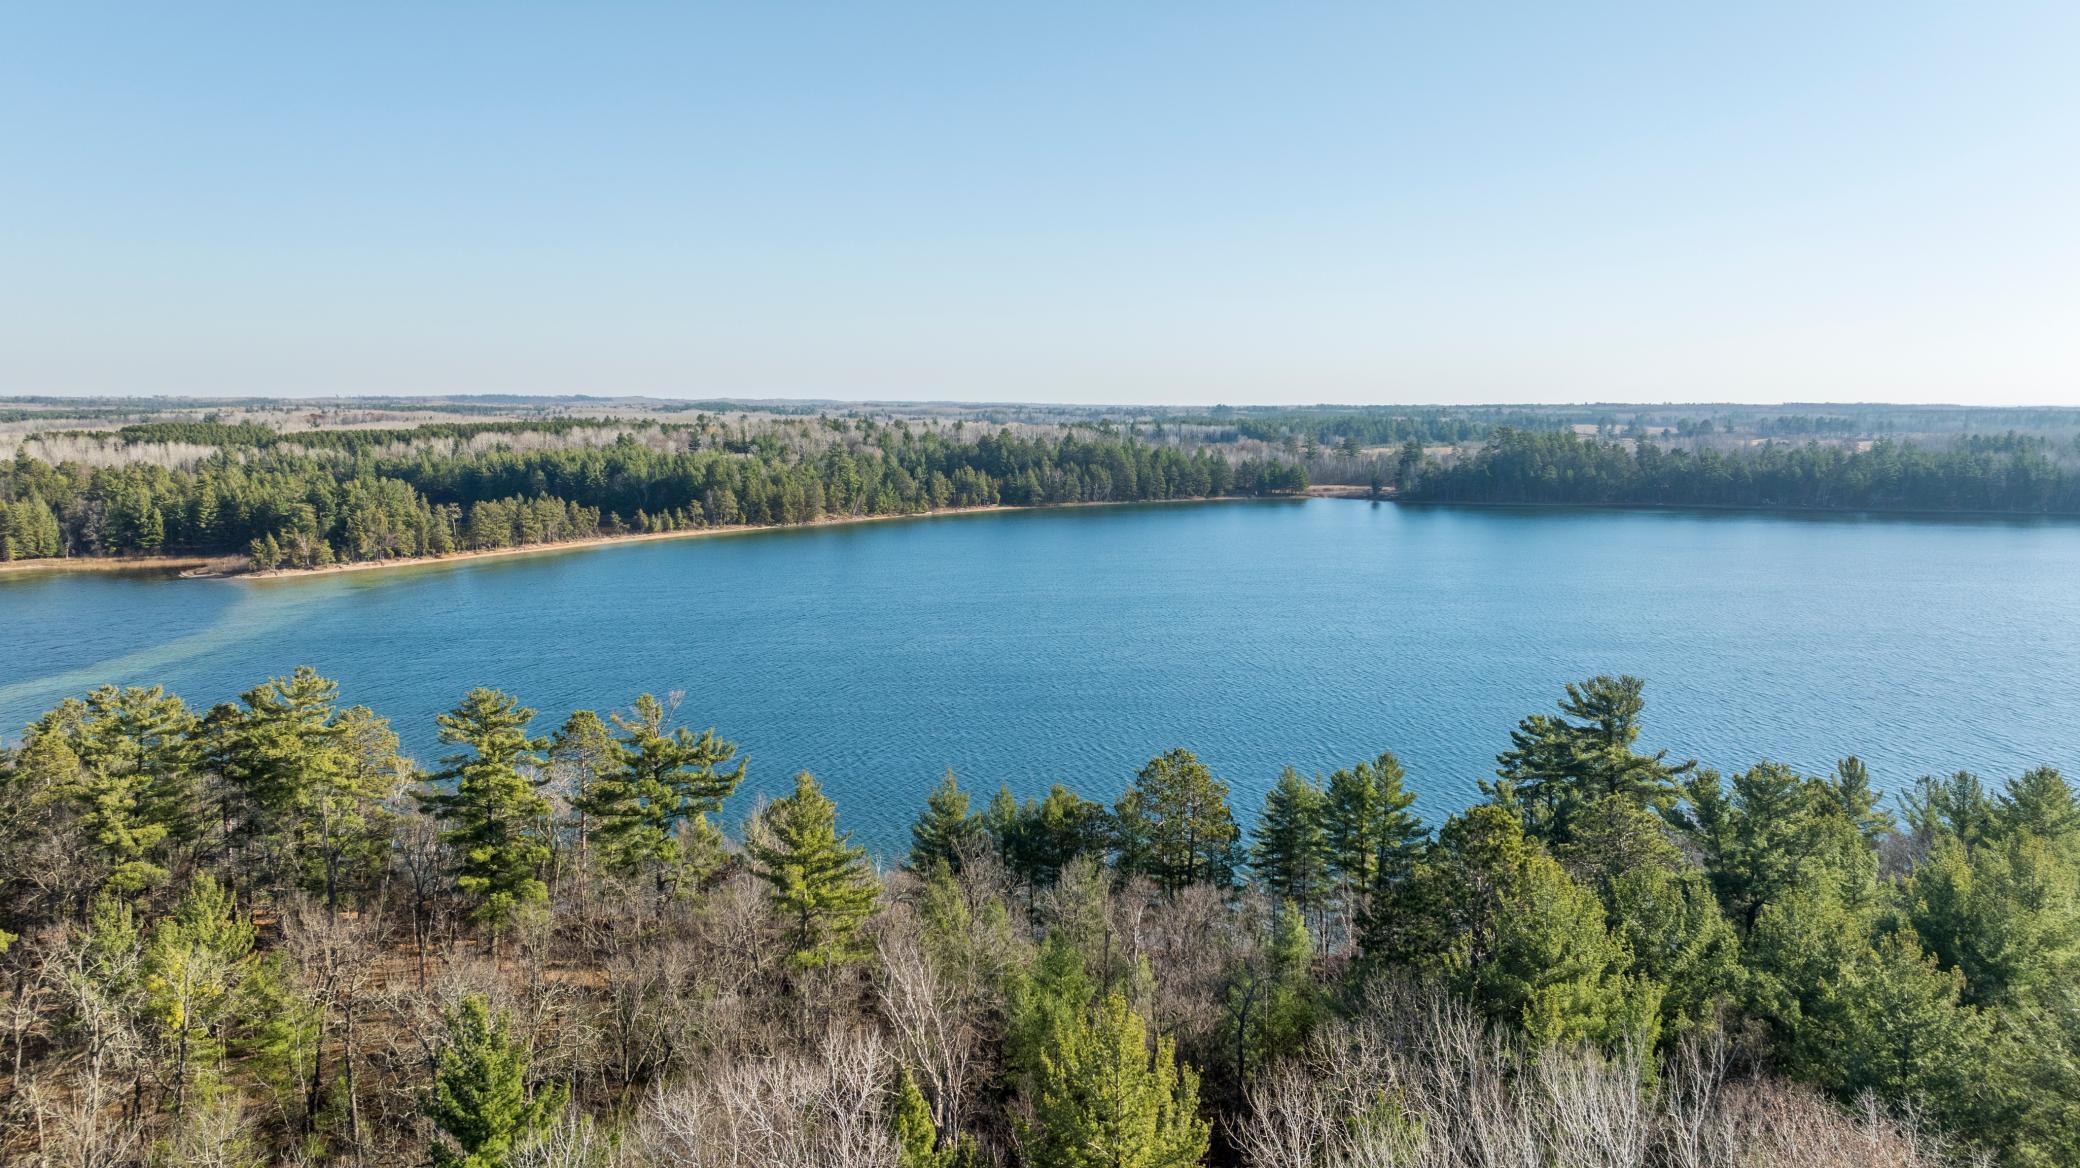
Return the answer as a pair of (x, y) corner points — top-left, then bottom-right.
(1823, 932), (1991, 1108)
(1249, 768), (1327, 912)
(1999, 766), (2079, 841)
(1023, 993), (1210, 1168)
(576, 693), (742, 894)
(1562, 794), (1740, 1036)
(1005, 929), (1105, 1089)
(748, 772), (880, 968)
(895, 1066), (954, 1168)
(546, 708), (614, 888)
(1418, 805), (1661, 1050)
(1677, 762), (1875, 933)
(420, 690), (552, 932)
(909, 769), (984, 873)
(1115, 749), (1240, 893)
(425, 994), (566, 1168)
(30, 684), (201, 896)
(1906, 830), (2080, 1007)
(142, 873), (257, 1115)
(1322, 752), (1426, 955)
(1002, 785), (1111, 891)
(1490, 675), (1692, 843)
(209, 667), (404, 913)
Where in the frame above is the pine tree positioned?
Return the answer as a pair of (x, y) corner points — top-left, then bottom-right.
(425, 994), (566, 1168)
(1678, 762), (1875, 933)
(1490, 675), (1693, 843)
(1824, 932), (1991, 1106)
(547, 709), (614, 888)
(1226, 901), (1319, 1088)
(1250, 768), (1327, 912)
(1023, 993), (1210, 1168)
(909, 769), (984, 873)
(1001, 785), (1111, 891)
(1999, 766), (2079, 841)
(31, 684), (201, 896)
(748, 772), (880, 968)
(1412, 805), (1660, 1050)
(576, 694), (742, 894)
(210, 667), (404, 913)
(1323, 752), (1424, 952)
(895, 1066), (953, 1168)
(142, 873), (256, 1115)
(1115, 748), (1239, 893)
(420, 690), (552, 933)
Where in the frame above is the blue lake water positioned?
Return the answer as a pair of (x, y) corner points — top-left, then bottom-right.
(3, 499), (2076, 851)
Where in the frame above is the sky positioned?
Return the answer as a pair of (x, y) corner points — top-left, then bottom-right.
(4, 3), (2078, 407)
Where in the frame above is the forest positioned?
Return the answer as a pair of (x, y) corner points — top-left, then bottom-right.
(1403, 428), (2080, 514)
(0, 672), (2073, 1166)
(0, 418), (1307, 567)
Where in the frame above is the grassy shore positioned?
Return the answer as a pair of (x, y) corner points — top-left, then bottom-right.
(0, 553), (239, 577)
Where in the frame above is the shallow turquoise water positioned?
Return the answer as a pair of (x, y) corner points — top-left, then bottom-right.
(4, 500), (2076, 850)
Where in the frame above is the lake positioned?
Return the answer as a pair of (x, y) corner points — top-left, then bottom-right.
(4, 499), (2076, 851)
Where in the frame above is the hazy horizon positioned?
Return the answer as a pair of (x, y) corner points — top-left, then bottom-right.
(6, 3), (2078, 407)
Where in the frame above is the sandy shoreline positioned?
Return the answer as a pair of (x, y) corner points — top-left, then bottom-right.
(2, 497), (1285, 583)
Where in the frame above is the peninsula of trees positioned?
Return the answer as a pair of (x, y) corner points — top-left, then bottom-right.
(2, 672), (2075, 1166)
(1402, 427), (2080, 514)
(0, 417), (1308, 569)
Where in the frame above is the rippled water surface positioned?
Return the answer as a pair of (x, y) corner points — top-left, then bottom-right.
(4, 500), (2077, 850)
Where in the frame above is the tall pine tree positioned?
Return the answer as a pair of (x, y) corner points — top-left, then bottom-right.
(420, 690), (551, 933)
(1250, 768), (1327, 912)
(1115, 748), (1239, 893)
(748, 772), (880, 968)
(576, 693), (742, 895)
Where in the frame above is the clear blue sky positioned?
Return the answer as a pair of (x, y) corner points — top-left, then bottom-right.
(4, 3), (2077, 405)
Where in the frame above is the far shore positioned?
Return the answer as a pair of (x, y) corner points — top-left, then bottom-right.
(1, 495), (1294, 584)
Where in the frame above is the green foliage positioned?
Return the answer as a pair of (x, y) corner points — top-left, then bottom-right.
(1322, 751), (1422, 894)
(1679, 761), (1874, 933)
(1407, 426), (2080, 514)
(1006, 933), (1098, 1090)
(425, 994), (567, 1168)
(1423, 807), (1661, 1049)
(1823, 932), (1991, 1108)
(995, 784), (1113, 891)
(29, 684), (201, 895)
(1250, 768), (1327, 911)
(1022, 993), (1210, 1168)
(208, 667), (404, 910)
(1490, 675), (1691, 843)
(1225, 902), (1320, 1087)
(894, 1066), (952, 1168)
(576, 694), (743, 893)
(1562, 794), (1741, 1036)
(1906, 831), (2080, 1007)
(420, 690), (553, 931)
(143, 873), (258, 1114)
(1, 418), (1307, 567)
(748, 772), (880, 968)
(1115, 749), (1240, 893)
(909, 769), (986, 873)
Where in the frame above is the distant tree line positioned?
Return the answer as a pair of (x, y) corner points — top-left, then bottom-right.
(1, 670), (2073, 1165)
(1404, 427), (2080, 513)
(0, 420), (1306, 565)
